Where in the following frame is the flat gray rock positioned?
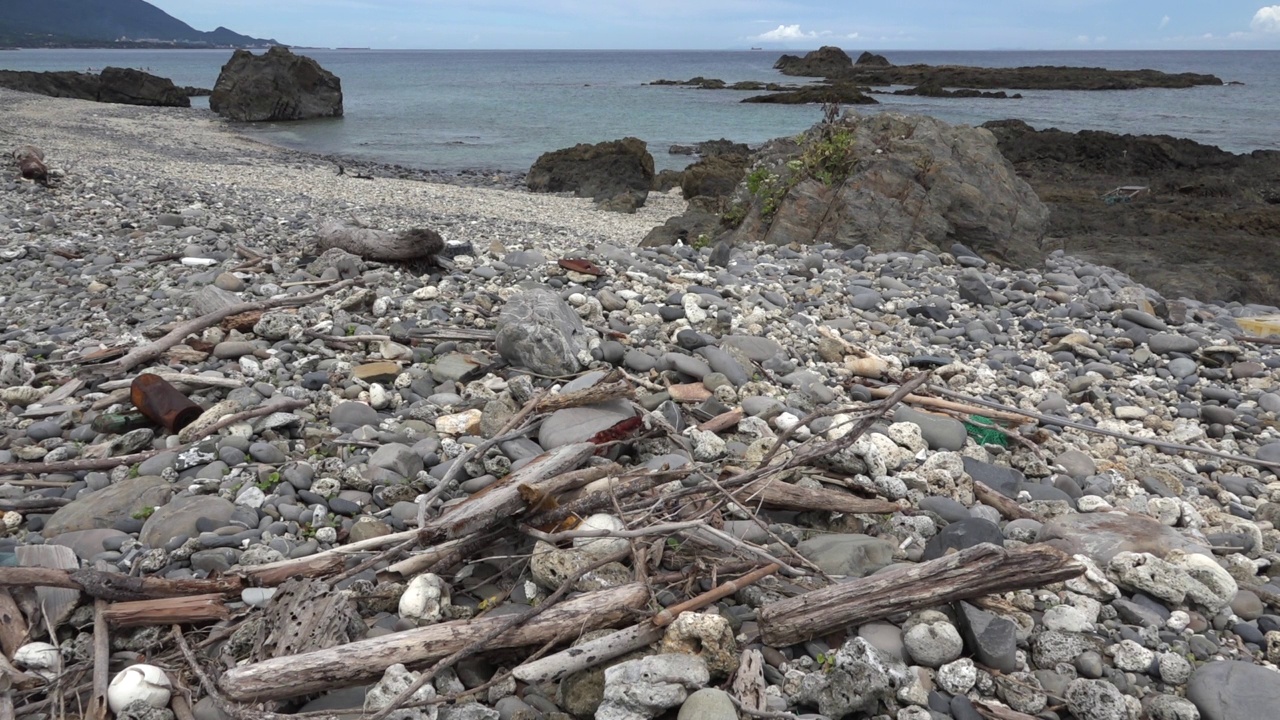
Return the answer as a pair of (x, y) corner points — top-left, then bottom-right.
(141, 495), (235, 548)
(44, 475), (173, 535)
(894, 405), (967, 451)
(795, 533), (895, 577)
(538, 400), (635, 449)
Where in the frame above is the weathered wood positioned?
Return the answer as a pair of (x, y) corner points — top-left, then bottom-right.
(96, 279), (357, 376)
(757, 543), (1084, 646)
(234, 551), (346, 587)
(14, 545), (78, 630)
(103, 594), (229, 627)
(0, 589), (27, 659)
(867, 385), (1032, 425)
(734, 476), (902, 515)
(698, 408), (744, 433)
(973, 480), (1044, 522)
(0, 567), (243, 600)
(317, 221), (443, 262)
(534, 379), (632, 413)
(0, 497), (70, 512)
(512, 564), (780, 684)
(431, 442), (597, 539)
(88, 564), (110, 720)
(218, 582), (647, 702)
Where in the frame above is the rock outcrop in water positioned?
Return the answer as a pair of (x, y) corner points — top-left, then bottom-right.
(0, 67), (189, 107)
(775, 45), (1225, 90)
(209, 46), (343, 122)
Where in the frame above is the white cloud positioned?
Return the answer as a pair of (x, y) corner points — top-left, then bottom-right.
(1159, 15), (1170, 29)
(1253, 6), (1280, 32)
(751, 24), (818, 42)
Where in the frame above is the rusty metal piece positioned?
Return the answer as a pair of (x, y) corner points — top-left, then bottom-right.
(558, 258), (604, 276)
(130, 374), (203, 433)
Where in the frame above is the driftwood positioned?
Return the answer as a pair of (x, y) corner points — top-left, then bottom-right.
(734, 476), (902, 515)
(0, 589), (27, 658)
(93, 279), (357, 376)
(0, 567), (243, 600)
(13, 145), (47, 185)
(218, 582), (647, 702)
(757, 543), (1084, 646)
(512, 563), (780, 684)
(866, 385), (1033, 425)
(317, 221), (444, 262)
(102, 595), (229, 627)
(973, 480), (1044, 522)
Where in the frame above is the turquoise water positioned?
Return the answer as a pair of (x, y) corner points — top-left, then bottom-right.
(2, 48), (1277, 172)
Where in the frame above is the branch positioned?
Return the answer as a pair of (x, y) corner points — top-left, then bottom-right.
(94, 279), (357, 376)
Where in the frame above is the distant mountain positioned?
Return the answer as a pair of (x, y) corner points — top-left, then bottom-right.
(0, 0), (278, 48)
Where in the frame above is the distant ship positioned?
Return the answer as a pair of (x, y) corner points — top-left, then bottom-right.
(750, 47), (764, 50)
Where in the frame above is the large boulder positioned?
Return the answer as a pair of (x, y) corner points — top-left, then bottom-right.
(495, 289), (587, 377)
(774, 46), (855, 77)
(210, 46), (343, 122)
(680, 155), (749, 201)
(526, 137), (654, 208)
(0, 68), (189, 107)
(721, 112), (1049, 268)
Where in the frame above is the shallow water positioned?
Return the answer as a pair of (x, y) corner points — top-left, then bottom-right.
(3, 48), (1276, 173)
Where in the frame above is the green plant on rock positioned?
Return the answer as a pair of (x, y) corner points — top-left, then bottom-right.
(746, 166), (789, 219)
(131, 506), (156, 520)
(691, 233), (712, 250)
(801, 128), (858, 186)
(721, 202), (748, 228)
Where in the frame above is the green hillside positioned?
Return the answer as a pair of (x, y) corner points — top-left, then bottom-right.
(0, 0), (277, 48)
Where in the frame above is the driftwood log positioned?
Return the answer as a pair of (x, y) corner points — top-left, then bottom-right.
(218, 582), (647, 702)
(317, 220), (444, 262)
(757, 543), (1084, 646)
(13, 145), (47, 185)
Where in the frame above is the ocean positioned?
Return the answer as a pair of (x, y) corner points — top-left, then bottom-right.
(2, 48), (1277, 173)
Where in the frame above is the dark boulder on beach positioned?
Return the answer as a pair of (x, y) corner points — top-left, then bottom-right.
(527, 137), (654, 211)
(210, 46), (343, 122)
(0, 68), (189, 107)
(680, 154), (749, 202)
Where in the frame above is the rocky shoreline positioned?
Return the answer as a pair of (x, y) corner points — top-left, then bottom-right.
(4, 88), (1280, 720)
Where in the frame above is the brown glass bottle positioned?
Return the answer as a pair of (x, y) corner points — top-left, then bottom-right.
(130, 375), (203, 433)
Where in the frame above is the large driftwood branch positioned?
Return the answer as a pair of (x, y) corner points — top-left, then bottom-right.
(218, 582), (647, 702)
(94, 279), (357, 376)
(0, 567), (243, 601)
(317, 221), (443, 262)
(757, 543), (1084, 647)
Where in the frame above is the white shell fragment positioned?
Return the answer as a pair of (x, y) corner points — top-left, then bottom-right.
(107, 663), (172, 714)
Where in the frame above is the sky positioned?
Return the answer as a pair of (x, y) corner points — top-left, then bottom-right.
(146, 1), (1280, 50)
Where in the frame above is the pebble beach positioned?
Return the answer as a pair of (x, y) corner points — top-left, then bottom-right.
(5, 87), (1280, 720)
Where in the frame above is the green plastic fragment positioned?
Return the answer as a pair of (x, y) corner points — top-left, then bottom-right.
(963, 415), (1008, 447)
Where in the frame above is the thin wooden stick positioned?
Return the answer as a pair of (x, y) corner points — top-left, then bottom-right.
(87, 565), (110, 720)
(865, 385), (1033, 425)
(95, 279), (357, 376)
